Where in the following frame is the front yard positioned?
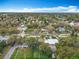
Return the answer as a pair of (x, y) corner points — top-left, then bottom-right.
(10, 48), (51, 59)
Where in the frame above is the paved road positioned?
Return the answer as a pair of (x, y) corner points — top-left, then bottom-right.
(4, 45), (28, 59)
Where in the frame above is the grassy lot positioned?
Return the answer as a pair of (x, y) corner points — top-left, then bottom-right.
(10, 48), (51, 59)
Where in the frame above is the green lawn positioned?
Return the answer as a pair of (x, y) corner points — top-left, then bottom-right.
(10, 48), (51, 59)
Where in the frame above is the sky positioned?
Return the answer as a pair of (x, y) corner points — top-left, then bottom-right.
(0, 0), (79, 12)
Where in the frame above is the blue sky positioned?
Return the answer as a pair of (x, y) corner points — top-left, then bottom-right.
(0, 0), (79, 12)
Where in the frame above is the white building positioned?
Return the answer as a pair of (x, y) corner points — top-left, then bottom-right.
(44, 38), (58, 45)
(44, 35), (58, 44)
(0, 36), (9, 43)
(69, 21), (79, 26)
(44, 36), (58, 59)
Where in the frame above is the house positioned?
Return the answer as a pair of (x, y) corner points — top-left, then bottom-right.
(17, 24), (27, 37)
(44, 36), (58, 59)
(57, 24), (65, 33)
(17, 24), (27, 31)
(69, 21), (74, 26)
(44, 36), (58, 45)
(58, 26), (65, 32)
(69, 21), (79, 26)
(0, 35), (9, 43)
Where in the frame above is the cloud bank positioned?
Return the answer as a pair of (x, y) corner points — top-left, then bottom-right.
(0, 6), (79, 13)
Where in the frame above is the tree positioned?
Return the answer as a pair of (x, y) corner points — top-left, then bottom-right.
(0, 28), (8, 35)
(26, 37), (39, 58)
(57, 35), (79, 59)
(56, 44), (76, 59)
(7, 34), (17, 46)
(8, 27), (20, 34)
(0, 41), (6, 53)
(39, 43), (52, 58)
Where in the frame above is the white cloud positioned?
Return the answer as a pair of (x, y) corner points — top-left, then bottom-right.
(0, 6), (79, 12)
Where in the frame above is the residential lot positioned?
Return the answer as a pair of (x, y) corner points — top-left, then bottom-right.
(10, 48), (51, 59)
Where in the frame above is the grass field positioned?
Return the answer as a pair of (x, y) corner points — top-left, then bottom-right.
(10, 48), (51, 59)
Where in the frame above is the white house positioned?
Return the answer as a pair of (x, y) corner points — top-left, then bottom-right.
(44, 36), (58, 59)
(44, 36), (58, 44)
(69, 21), (79, 26)
(0, 35), (9, 43)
